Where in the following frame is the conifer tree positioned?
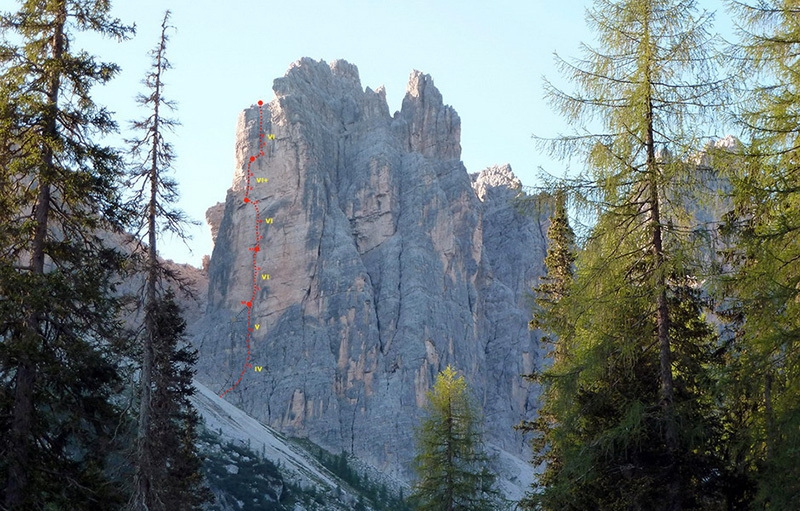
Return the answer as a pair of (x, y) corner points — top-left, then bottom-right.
(528, 190), (575, 361)
(149, 291), (213, 510)
(537, 191), (574, 301)
(523, 0), (730, 509)
(517, 189), (576, 508)
(717, 1), (800, 506)
(0, 1), (134, 508)
(410, 366), (498, 511)
(124, 10), (207, 511)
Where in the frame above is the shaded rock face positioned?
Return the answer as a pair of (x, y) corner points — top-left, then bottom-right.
(193, 58), (548, 485)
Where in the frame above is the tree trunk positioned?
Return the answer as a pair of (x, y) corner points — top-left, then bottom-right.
(445, 394), (454, 511)
(132, 19), (166, 510)
(646, 85), (681, 511)
(765, 371), (774, 463)
(4, 3), (65, 508)
(643, 14), (679, 509)
(647, 121), (681, 511)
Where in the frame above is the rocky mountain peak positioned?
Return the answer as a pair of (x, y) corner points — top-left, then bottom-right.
(471, 164), (523, 202)
(400, 70), (461, 159)
(192, 58), (547, 498)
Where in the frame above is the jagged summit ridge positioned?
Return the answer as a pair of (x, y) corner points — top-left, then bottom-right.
(192, 58), (546, 497)
(471, 164), (523, 202)
(402, 69), (461, 159)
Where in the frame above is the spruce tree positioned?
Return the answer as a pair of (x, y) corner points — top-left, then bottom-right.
(524, 216), (732, 510)
(124, 10), (207, 510)
(523, 0), (730, 509)
(517, 189), (576, 508)
(718, 1), (800, 507)
(0, 1), (134, 508)
(528, 190), (575, 361)
(410, 366), (498, 511)
(149, 291), (213, 510)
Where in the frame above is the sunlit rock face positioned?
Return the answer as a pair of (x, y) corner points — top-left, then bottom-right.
(191, 58), (549, 494)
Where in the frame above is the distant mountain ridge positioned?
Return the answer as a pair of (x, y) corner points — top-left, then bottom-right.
(188, 58), (548, 499)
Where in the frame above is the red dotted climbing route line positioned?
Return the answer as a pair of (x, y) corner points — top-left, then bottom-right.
(220, 100), (269, 398)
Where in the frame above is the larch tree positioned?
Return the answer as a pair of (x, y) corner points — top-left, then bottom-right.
(124, 10), (207, 511)
(410, 366), (498, 511)
(523, 0), (731, 509)
(718, 1), (800, 507)
(0, 1), (134, 509)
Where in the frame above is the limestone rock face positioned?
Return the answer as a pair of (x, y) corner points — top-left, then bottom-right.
(192, 58), (548, 492)
(472, 164), (522, 201)
(205, 202), (225, 245)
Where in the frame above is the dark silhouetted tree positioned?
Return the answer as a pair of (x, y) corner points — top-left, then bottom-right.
(0, 1), (134, 508)
(124, 10), (207, 511)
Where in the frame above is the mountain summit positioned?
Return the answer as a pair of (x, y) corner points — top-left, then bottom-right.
(191, 58), (548, 497)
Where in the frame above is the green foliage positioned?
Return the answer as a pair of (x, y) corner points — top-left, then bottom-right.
(529, 190), (576, 354)
(524, 0), (733, 509)
(0, 0), (134, 508)
(200, 430), (288, 511)
(291, 439), (411, 511)
(715, 1), (800, 507)
(143, 291), (213, 510)
(124, 10), (207, 511)
(524, 223), (731, 510)
(540, 192), (575, 297)
(410, 366), (499, 511)
(539, 0), (726, 181)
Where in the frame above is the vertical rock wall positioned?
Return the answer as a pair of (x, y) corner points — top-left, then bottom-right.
(193, 58), (548, 487)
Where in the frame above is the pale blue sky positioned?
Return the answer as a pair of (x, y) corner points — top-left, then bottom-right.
(69, 0), (730, 266)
